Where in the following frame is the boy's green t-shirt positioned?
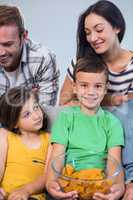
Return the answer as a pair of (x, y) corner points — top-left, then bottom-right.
(51, 106), (124, 170)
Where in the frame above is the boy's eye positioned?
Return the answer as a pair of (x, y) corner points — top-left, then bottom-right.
(95, 84), (103, 89)
(80, 83), (88, 88)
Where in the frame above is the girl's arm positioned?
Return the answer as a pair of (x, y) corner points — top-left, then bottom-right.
(0, 128), (8, 181)
(8, 144), (53, 200)
(93, 146), (125, 200)
(0, 128), (8, 199)
(46, 143), (78, 199)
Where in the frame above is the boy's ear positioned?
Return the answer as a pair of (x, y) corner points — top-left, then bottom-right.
(73, 82), (77, 94)
(104, 82), (109, 94)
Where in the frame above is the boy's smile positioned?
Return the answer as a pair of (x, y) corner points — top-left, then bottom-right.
(74, 71), (107, 115)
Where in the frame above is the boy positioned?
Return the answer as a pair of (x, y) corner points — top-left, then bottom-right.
(46, 57), (125, 200)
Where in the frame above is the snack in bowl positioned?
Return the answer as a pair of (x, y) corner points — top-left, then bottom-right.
(52, 153), (121, 200)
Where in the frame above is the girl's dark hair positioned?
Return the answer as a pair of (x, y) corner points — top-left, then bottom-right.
(73, 56), (108, 82)
(76, 0), (126, 59)
(0, 87), (48, 133)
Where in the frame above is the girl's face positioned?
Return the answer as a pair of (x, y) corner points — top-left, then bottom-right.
(16, 95), (43, 133)
(74, 71), (107, 115)
(84, 13), (120, 54)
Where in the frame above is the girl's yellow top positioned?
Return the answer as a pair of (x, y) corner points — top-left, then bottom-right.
(0, 131), (49, 200)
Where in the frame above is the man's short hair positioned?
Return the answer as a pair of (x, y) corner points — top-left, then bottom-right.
(0, 5), (25, 37)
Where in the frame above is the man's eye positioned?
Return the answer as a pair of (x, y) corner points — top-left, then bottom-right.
(3, 43), (14, 47)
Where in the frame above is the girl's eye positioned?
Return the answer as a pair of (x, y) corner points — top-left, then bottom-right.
(23, 112), (31, 118)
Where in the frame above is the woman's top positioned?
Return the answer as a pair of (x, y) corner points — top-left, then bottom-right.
(67, 57), (133, 95)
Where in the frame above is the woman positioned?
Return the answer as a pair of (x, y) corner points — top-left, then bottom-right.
(59, 1), (133, 199)
(59, 0), (133, 106)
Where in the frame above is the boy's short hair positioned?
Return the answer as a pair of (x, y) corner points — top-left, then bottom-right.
(0, 5), (25, 37)
(73, 56), (108, 82)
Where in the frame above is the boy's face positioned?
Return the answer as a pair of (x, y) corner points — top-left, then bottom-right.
(74, 71), (107, 114)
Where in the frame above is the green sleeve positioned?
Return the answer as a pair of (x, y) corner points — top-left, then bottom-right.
(51, 111), (70, 146)
(106, 113), (124, 149)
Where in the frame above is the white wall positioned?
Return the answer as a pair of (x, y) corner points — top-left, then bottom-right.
(1, 0), (133, 89)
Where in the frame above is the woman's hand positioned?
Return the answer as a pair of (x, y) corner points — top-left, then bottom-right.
(111, 95), (128, 106)
(123, 182), (133, 200)
(47, 180), (78, 200)
(93, 183), (125, 200)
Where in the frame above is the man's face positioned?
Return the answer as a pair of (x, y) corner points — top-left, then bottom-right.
(0, 25), (24, 72)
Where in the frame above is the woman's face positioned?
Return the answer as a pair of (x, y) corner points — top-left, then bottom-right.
(84, 13), (120, 54)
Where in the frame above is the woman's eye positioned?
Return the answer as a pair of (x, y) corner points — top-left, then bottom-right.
(96, 25), (104, 32)
(85, 32), (91, 36)
(96, 29), (103, 33)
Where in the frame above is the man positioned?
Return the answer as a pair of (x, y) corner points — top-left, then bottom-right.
(0, 5), (59, 107)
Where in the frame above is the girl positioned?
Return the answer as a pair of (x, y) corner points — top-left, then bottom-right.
(0, 87), (51, 200)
